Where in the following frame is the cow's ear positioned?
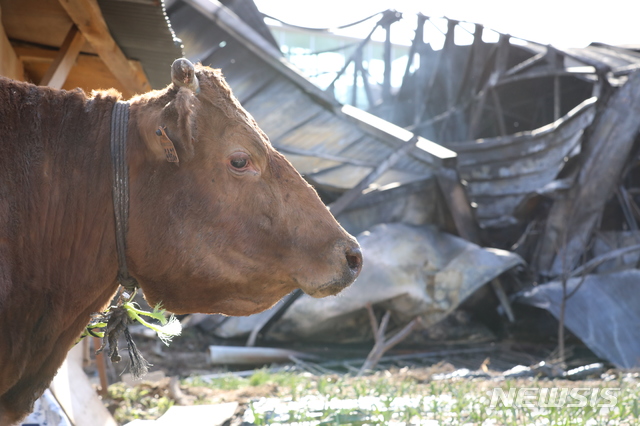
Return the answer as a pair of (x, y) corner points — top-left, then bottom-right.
(163, 59), (200, 160)
(137, 59), (200, 163)
(163, 86), (198, 160)
(137, 86), (199, 163)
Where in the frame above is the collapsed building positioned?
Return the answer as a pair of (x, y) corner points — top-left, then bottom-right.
(167, 0), (640, 369)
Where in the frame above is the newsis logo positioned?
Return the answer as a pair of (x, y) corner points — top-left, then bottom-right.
(489, 387), (620, 408)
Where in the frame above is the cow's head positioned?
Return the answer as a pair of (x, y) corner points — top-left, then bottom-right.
(127, 59), (362, 315)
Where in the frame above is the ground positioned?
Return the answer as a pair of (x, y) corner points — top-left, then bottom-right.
(90, 325), (640, 425)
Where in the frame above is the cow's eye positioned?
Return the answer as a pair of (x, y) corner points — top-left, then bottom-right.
(229, 152), (250, 170)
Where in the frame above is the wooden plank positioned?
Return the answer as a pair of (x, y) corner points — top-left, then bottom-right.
(0, 0), (90, 53)
(277, 111), (365, 153)
(341, 105), (457, 167)
(16, 44), (145, 94)
(50, 344), (118, 426)
(0, 5), (24, 80)
(56, 0), (150, 97)
(158, 403), (238, 425)
(329, 137), (418, 216)
(436, 167), (482, 243)
(241, 79), (325, 141)
(40, 24), (84, 88)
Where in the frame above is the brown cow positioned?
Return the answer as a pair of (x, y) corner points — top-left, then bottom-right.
(0, 59), (362, 424)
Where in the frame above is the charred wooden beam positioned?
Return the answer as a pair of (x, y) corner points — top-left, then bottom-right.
(468, 24), (486, 92)
(326, 25), (377, 93)
(535, 71), (640, 277)
(435, 166), (481, 244)
(356, 58), (375, 107)
(468, 33), (510, 139)
(496, 66), (596, 86)
(504, 51), (547, 77)
(416, 18), (456, 132)
(452, 23), (484, 107)
(380, 11), (402, 102)
(352, 49), (360, 106)
(490, 87), (507, 136)
(412, 19), (431, 127)
(340, 104), (457, 171)
(442, 20), (458, 112)
(399, 13), (427, 89)
(358, 304), (420, 375)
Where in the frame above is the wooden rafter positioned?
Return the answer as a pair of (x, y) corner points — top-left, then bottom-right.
(15, 44), (147, 95)
(56, 0), (150, 97)
(0, 5), (24, 80)
(40, 24), (84, 88)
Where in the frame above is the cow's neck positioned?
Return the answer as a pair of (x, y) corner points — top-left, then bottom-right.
(0, 82), (124, 417)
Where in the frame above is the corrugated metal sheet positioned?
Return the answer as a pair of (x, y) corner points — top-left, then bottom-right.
(565, 43), (640, 74)
(448, 98), (597, 228)
(167, 0), (453, 193)
(99, 0), (183, 90)
(515, 269), (640, 368)
(219, 0), (280, 51)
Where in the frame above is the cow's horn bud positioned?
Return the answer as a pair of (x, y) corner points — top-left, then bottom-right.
(171, 58), (199, 93)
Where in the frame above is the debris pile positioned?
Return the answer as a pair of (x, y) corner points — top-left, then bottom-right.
(168, 1), (640, 369)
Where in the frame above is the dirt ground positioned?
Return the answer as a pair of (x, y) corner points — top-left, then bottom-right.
(91, 317), (617, 425)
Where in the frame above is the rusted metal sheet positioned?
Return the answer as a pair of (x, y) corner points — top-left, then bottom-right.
(535, 71), (640, 277)
(448, 98), (596, 228)
(166, 1), (640, 368)
(268, 223), (523, 343)
(515, 270), (640, 368)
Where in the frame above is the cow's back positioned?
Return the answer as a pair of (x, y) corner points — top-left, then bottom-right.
(0, 78), (121, 422)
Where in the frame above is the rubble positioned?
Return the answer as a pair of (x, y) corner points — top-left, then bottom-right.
(167, 0), (640, 369)
(198, 223), (522, 344)
(515, 270), (640, 369)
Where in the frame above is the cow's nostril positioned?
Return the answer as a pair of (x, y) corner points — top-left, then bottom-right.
(345, 246), (363, 276)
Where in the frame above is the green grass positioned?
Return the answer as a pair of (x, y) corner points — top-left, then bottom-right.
(107, 368), (640, 425)
(107, 381), (174, 424)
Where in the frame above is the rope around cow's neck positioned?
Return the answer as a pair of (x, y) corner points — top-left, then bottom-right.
(75, 101), (181, 379)
(110, 100), (138, 293)
(81, 288), (181, 379)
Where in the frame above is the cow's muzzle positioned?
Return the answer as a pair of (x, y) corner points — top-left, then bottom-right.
(305, 239), (363, 298)
(345, 245), (363, 278)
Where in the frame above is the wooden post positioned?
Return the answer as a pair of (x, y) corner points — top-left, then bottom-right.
(351, 49), (360, 106)
(0, 5), (24, 80)
(93, 337), (109, 398)
(435, 167), (481, 244)
(40, 24), (85, 89)
(57, 0), (150, 96)
(382, 19), (392, 102)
